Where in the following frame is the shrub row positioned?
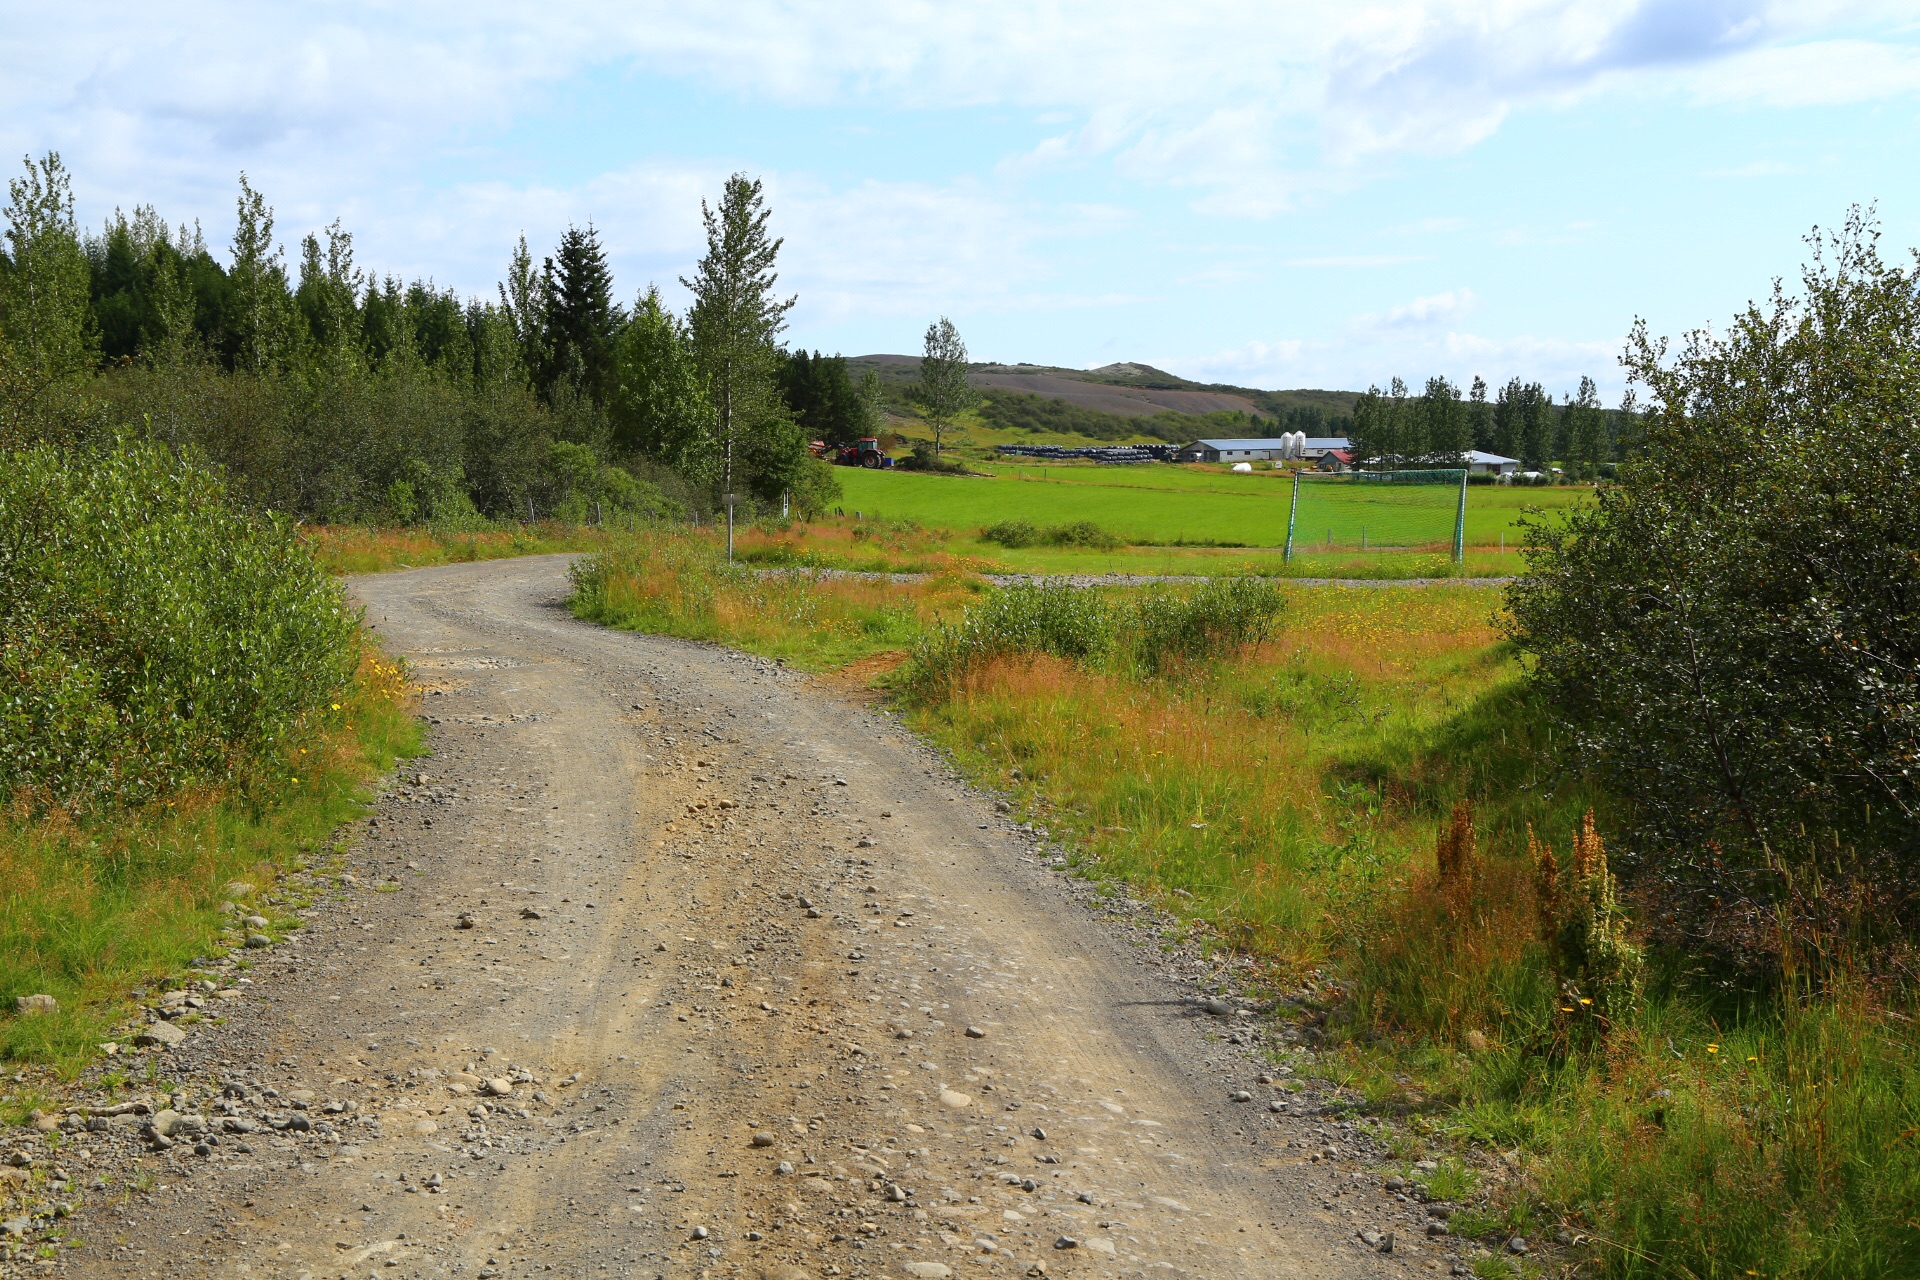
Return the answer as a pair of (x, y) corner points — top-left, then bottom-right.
(905, 575), (1285, 697)
(981, 518), (1126, 550)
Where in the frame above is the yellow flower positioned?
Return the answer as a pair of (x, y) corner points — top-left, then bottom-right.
(290, 776), (300, 784)
(1578, 997), (1593, 1006)
(332, 703), (342, 711)
(1706, 1043), (1720, 1054)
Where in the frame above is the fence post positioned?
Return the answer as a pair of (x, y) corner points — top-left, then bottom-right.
(1284, 470), (1299, 563)
(1453, 468), (1468, 563)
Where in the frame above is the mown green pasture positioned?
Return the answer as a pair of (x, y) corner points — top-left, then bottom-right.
(836, 464), (1588, 550)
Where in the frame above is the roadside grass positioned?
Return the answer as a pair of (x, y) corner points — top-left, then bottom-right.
(308, 513), (1530, 582)
(739, 515), (1522, 579)
(569, 531), (985, 670)
(566, 532), (1920, 1277)
(301, 522), (626, 575)
(0, 648), (420, 1074)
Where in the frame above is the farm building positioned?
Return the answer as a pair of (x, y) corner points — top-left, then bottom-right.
(1177, 436), (1349, 463)
(1316, 449), (1518, 475)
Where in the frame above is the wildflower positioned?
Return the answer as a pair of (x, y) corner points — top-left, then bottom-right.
(1706, 1043), (1719, 1054)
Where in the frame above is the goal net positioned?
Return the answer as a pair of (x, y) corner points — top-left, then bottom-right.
(1284, 469), (1468, 561)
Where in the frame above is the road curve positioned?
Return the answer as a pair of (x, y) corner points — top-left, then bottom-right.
(63, 554), (1406, 1280)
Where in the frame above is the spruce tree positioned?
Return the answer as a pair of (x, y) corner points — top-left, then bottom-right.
(1467, 375), (1492, 451)
(1520, 382), (1551, 473)
(1493, 377), (1523, 460)
(1419, 374), (1467, 463)
(682, 174), (794, 497)
(541, 223), (622, 405)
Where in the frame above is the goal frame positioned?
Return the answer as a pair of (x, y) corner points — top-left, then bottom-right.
(1283, 468), (1469, 563)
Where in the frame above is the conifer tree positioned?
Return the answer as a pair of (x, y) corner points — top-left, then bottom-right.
(541, 223), (622, 405)
(1419, 374), (1467, 463)
(1493, 377), (1523, 460)
(1467, 374), (1492, 451)
(682, 174), (794, 497)
(1520, 381), (1551, 472)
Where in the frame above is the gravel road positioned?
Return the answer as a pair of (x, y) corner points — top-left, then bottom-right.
(34, 555), (1466, 1280)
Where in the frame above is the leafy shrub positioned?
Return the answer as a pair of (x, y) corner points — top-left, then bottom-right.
(0, 439), (360, 813)
(1049, 520), (1123, 550)
(982, 519), (1040, 548)
(980, 518), (1126, 550)
(906, 576), (1283, 696)
(1129, 574), (1286, 673)
(1507, 213), (1920, 944)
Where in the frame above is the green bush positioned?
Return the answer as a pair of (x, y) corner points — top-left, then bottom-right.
(982, 519), (1040, 548)
(1129, 575), (1286, 673)
(1507, 213), (1920, 941)
(0, 439), (360, 813)
(906, 576), (1284, 696)
(980, 518), (1125, 550)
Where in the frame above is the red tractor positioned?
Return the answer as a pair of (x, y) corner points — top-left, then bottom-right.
(828, 437), (893, 469)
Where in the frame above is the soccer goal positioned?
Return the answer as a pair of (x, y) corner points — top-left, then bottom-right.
(1283, 469), (1468, 562)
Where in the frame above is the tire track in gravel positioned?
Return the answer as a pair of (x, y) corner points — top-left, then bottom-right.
(47, 554), (1434, 1280)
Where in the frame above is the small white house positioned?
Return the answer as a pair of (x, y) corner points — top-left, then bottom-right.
(1466, 450), (1520, 476)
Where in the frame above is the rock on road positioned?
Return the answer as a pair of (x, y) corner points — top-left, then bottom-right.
(59, 555), (1406, 1280)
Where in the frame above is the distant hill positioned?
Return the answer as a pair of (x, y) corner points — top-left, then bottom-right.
(844, 354), (1358, 425)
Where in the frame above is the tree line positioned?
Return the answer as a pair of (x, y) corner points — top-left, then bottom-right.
(1348, 374), (1641, 477)
(0, 153), (891, 524)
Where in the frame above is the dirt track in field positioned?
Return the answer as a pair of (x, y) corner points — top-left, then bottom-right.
(50, 554), (1446, 1280)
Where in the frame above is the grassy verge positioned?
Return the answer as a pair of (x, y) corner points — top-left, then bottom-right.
(731, 517), (1521, 579)
(570, 531), (986, 670)
(0, 649), (421, 1074)
(301, 522), (632, 575)
(567, 530), (1920, 1278)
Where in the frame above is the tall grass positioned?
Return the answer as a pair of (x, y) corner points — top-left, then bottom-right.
(569, 531), (984, 670)
(904, 574), (1287, 697)
(0, 650), (419, 1070)
(563, 547), (1920, 1276)
(301, 522), (627, 576)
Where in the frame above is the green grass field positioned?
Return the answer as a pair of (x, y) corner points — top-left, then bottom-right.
(836, 464), (1587, 550)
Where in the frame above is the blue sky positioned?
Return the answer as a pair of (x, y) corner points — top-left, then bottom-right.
(9, 1), (1920, 397)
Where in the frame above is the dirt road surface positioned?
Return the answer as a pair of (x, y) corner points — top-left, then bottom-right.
(54, 556), (1437, 1280)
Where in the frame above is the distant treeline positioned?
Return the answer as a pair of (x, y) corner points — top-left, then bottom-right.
(1349, 375), (1638, 475)
(0, 154), (869, 524)
(977, 390), (1351, 444)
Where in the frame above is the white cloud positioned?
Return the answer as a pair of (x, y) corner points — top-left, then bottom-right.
(10, 0), (1914, 244)
(1357, 288), (1479, 331)
(1167, 325), (1621, 397)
